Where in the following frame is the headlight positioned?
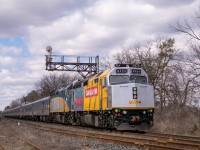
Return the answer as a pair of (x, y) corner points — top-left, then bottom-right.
(133, 91), (137, 94)
(122, 111), (127, 114)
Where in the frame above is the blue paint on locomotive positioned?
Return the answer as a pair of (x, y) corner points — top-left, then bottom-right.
(66, 96), (71, 110)
(50, 89), (71, 111)
(51, 90), (65, 98)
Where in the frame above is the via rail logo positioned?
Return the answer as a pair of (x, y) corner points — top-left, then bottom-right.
(85, 86), (98, 98)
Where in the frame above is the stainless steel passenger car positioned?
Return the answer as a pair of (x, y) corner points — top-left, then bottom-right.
(3, 97), (50, 121)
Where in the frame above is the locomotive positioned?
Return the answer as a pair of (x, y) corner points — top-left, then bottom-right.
(3, 64), (154, 130)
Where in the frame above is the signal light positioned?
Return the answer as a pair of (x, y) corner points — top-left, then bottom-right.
(147, 109), (153, 113)
(142, 111), (146, 114)
(122, 111), (127, 114)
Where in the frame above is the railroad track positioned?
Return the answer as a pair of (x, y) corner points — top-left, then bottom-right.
(114, 130), (200, 148)
(4, 118), (200, 150)
(145, 132), (200, 145)
(13, 121), (200, 150)
(9, 131), (42, 150)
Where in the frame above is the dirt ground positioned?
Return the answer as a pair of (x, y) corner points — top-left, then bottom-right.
(0, 119), (34, 150)
(0, 118), (139, 150)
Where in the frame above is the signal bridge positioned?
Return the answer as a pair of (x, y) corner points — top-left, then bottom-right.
(45, 46), (99, 78)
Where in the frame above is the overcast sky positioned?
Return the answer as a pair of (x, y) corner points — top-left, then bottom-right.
(0, 0), (199, 110)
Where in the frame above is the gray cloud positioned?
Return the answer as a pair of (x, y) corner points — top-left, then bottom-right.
(137, 0), (196, 7)
(26, 0), (198, 56)
(0, 0), (91, 37)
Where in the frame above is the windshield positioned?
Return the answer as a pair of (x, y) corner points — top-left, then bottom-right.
(109, 75), (148, 85)
(130, 75), (147, 84)
(109, 75), (129, 85)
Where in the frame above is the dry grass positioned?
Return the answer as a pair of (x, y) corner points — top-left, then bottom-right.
(151, 105), (200, 136)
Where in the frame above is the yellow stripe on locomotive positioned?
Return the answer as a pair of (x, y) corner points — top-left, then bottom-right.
(83, 69), (110, 111)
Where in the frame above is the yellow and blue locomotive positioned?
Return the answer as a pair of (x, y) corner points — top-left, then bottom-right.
(4, 64), (154, 130)
(42, 64), (154, 129)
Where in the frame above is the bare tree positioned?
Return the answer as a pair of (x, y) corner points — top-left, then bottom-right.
(173, 20), (200, 41)
(10, 99), (21, 108)
(172, 6), (200, 75)
(166, 63), (198, 106)
(4, 106), (10, 111)
(6, 73), (80, 107)
(171, 7), (200, 127)
(114, 45), (140, 64)
(21, 90), (40, 103)
(100, 56), (113, 71)
(35, 73), (79, 98)
(172, 5), (200, 42)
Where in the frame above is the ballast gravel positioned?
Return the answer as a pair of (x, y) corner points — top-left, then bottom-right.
(2, 119), (144, 150)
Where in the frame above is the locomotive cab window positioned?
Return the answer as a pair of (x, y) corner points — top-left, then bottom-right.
(130, 75), (147, 84)
(65, 90), (69, 97)
(94, 78), (98, 84)
(109, 75), (129, 85)
(83, 80), (88, 86)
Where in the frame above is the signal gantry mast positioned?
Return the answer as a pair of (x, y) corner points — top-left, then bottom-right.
(45, 46), (99, 78)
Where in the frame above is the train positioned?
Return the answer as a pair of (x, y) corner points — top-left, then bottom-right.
(3, 64), (154, 130)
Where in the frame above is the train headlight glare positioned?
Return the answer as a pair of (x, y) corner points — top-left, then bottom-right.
(122, 111), (127, 114)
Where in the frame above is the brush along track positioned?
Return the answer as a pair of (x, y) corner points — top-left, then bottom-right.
(0, 120), (42, 150)
(5, 119), (199, 150)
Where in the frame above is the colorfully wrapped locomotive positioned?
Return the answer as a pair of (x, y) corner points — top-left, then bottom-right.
(4, 64), (154, 130)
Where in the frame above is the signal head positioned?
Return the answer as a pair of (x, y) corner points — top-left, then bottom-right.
(46, 46), (52, 53)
